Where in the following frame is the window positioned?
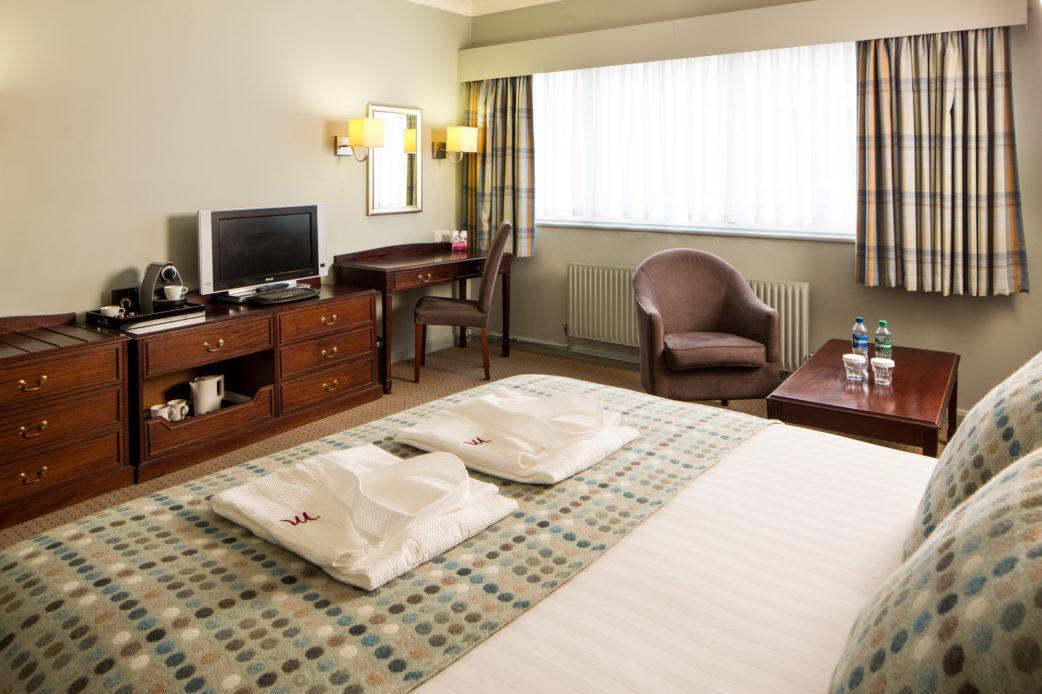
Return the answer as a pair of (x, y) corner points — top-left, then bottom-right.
(533, 42), (857, 239)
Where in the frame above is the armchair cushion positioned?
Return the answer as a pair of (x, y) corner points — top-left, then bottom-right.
(663, 332), (766, 370)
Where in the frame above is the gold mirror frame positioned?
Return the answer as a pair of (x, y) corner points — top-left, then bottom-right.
(366, 104), (422, 215)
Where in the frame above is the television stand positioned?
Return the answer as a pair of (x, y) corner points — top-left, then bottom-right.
(129, 285), (380, 481)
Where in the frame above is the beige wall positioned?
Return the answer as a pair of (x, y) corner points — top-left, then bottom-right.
(478, 1), (1042, 409)
(2, 0), (1039, 408)
(0, 0), (469, 336)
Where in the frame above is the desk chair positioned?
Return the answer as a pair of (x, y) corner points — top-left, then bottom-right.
(414, 221), (513, 382)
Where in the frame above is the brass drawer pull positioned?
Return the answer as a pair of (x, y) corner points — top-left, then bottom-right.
(18, 421), (48, 438)
(418, 272), (433, 283)
(321, 347), (339, 359)
(19, 466), (48, 485)
(17, 375), (48, 392)
(322, 379), (339, 392)
(203, 339), (225, 352)
(321, 315), (338, 326)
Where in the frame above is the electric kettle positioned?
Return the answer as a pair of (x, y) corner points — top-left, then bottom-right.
(190, 374), (225, 416)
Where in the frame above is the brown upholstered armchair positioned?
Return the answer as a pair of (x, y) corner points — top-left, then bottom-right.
(633, 248), (780, 405)
(414, 221), (513, 382)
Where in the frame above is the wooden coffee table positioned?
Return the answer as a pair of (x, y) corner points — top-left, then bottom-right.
(766, 338), (959, 456)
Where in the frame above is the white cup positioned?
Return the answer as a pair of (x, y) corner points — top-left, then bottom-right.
(871, 357), (895, 386)
(842, 353), (866, 382)
(166, 398), (189, 422)
(163, 285), (188, 300)
(99, 305), (125, 318)
(149, 403), (171, 420)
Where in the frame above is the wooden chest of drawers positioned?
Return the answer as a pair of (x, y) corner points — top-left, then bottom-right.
(0, 316), (130, 529)
(276, 293), (376, 416)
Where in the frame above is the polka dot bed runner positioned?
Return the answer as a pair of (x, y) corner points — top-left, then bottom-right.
(0, 374), (769, 693)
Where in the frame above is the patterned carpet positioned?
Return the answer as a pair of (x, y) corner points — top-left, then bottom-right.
(1, 345), (765, 549)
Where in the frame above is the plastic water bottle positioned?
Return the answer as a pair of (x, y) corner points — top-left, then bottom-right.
(851, 317), (869, 357)
(875, 320), (892, 359)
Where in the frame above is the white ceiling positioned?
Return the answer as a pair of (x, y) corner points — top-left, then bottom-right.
(406, 0), (563, 17)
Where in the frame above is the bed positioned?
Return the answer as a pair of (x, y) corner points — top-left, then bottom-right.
(2, 368), (1040, 694)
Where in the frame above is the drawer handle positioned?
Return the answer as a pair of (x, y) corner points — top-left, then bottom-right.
(203, 339), (225, 352)
(322, 379), (339, 392)
(321, 347), (339, 359)
(418, 273), (433, 283)
(321, 314), (338, 326)
(17, 375), (48, 392)
(19, 466), (48, 485)
(18, 421), (48, 438)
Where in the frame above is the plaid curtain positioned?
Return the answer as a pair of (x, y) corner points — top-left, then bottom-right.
(856, 27), (1028, 296)
(462, 76), (535, 257)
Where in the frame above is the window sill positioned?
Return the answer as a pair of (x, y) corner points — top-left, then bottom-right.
(535, 218), (855, 243)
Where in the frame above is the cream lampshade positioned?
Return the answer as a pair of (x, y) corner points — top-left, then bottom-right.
(348, 118), (384, 148)
(336, 118), (385, 162)
(445, 126), (477, 164)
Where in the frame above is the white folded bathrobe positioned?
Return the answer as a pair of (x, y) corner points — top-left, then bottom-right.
(395, 389), (640, 484)
(211, 444), (518, 590)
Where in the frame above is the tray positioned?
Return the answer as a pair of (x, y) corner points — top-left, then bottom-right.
(86, 302), (206, 332)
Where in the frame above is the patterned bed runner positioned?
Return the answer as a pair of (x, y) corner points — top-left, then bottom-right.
(0, 375), (769, 693)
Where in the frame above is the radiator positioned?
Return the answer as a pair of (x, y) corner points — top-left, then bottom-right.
(566, 263), (810, 372)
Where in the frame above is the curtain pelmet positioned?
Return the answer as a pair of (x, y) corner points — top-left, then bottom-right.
(856, 27), (1028, 296)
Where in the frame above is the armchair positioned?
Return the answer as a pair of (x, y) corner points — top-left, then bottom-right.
(633, 248), (780, 404)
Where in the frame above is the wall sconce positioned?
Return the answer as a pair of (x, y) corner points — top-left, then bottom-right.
(335, 117), (385, 162)
(432, 126), (478, 164)
(403, 128), (417, 154)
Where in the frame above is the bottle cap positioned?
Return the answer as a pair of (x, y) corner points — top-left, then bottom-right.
(879, 320), (887, 327)
(856, 317), (864, 322)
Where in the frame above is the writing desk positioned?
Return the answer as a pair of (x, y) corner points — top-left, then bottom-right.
(333, 243), (511, 393)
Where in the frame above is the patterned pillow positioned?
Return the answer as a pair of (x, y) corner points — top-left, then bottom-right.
(830, 447), (1042, 694)
(904, 350), (1042, 557)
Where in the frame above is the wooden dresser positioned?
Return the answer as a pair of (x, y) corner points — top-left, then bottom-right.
(131, 285), (381, 481)
(0, 314), (130, 529)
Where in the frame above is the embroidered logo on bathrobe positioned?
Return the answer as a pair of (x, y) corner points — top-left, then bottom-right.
(280, 512), (320, 526)
(463, 437), (491, 446)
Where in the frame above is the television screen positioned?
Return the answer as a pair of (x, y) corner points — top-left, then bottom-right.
(198, 204), (326, 297)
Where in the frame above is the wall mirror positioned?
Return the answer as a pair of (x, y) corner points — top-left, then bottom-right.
(367, 104), (422, 215)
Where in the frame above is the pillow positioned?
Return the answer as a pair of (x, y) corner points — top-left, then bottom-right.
(830, 447), (1042, 694)
(904, 350), (1042, 557)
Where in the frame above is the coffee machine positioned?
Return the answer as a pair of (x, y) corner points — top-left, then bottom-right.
(140, 262), (186, 313)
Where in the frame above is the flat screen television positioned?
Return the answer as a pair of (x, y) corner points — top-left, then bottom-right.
(198, 204), (327, 300)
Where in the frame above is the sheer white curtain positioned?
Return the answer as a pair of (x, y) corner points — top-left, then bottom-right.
(533, 42), (857, 236)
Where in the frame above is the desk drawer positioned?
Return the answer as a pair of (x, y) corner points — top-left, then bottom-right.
(0, 388), (123, 458)
(278, 295), (372, 344)
(1, 431), (123, 504)
(279, 359), (374, 415)
(0, 343), (122, 409)
(392, 265), (459, 291)
(278, 326), (373, 379)
(142, 317), (273, 375)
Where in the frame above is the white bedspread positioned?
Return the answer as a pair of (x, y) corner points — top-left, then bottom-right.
(417, 423), (935, 693)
